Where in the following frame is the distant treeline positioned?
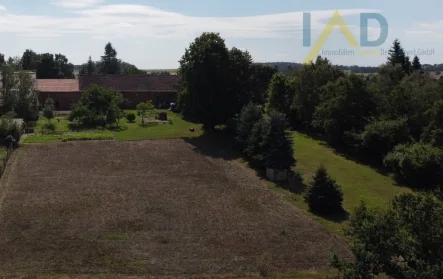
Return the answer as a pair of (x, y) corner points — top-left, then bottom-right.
(260, 62), (443, 74)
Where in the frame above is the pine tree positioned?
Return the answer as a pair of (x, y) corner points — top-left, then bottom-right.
(412, 55), (422, 71)
(260, 112), (295, 170)
(86, 56), (95, 75)
(305, 165), (343, 214)
(236, 103), (263, 152)
(387, 39), (406, 67)
(100, 42), (121, 74)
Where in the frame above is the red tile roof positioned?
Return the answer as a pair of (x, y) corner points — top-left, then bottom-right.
(79, 75), (180, 92)
(36, 79), (80, 92)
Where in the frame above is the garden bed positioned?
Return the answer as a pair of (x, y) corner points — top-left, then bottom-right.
(22, 133), (114, 143)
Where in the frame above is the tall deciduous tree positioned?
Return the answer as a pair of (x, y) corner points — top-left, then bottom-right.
(250, 64), (278, 104)
(228, 47), (253, 112)
(312, 74), (374, 144)
(331, 192), (443, 279)
(54, 54), (74, 79)
(37, 53), (74, 79)
(21, 49), (40, 70)
(100, 42), (121, 74)
(7, 56), (22, 70)
(178, 32), (232, 128)
(37, 53), (56, 79)
(290, 56), (345, 129)
(266, 72), (294, 115)
(15, 71), (38, 121)
(0, 65), (19, 114)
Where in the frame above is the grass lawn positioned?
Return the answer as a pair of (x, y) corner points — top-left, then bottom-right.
(280, 131), (411, 235)
(30, 110), (203, 142)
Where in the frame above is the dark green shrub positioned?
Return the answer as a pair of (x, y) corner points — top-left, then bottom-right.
(384, 143), (443, 189)
(68, 85), (124, 127)
(41, 122), (56, 134)
(359, 118), (412, 161)
(305, 165), (344, 214)
(236, 103), (263, 152)
(126, 112), (136, 123)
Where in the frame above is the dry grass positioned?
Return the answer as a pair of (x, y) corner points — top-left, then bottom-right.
(0, 140), (350, 277)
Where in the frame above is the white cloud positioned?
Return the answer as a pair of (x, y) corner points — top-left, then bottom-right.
(53, 0), (105, 9)
(0, 4), (379, 40)
(405, 21), (443, 42)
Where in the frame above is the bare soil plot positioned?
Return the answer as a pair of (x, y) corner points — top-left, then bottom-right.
(0, 140), (350, 276)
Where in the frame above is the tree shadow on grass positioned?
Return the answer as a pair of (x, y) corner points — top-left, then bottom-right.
(183, 129), (241, 161)
(297, 129), (393, 178)
(311, 207), (350, 223)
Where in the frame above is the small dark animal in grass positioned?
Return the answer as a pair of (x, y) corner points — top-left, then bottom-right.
(189, 128), (195, 132)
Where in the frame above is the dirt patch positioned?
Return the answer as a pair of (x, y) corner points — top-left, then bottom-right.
(0, 140), (350, 276)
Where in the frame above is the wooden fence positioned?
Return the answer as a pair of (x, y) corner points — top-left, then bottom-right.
(0, 145), (14, 179)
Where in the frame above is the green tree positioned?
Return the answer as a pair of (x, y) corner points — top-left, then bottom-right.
(422, 100), (443, 147)
(0, 53), (5, 66)
(290, 56), (345, 129)
(245, 117), (269, 164)
(87, 56), (96, 75)
(228, 47), (253, 112)
(305, 165), (343, 215)
(265, 72), (294, 115)
(359, 118), (411, 162)
(136, 101), (155, 126)
(106, 104), (123, 127)
(412, 55), (422, 71)
(36, 53), (56, 79)
(260, 112), (295, 170)
(331, 192), (443, 279)
(384, 143), (443, 189)
(100, 42), (121, 74)
(21, 49), (40, 70)
(15, 71), (39, 121)
(54, 54), (75, 78)
(42, 98), (55, 122)
(236, 103), (263, 152)
(387, 39), (406, 67)
(0, 65), (19, 114)
(68, 85), (124, 126)
(177, 32), (232, 129)
(122, 61), (145, 75)
(7, 56), (22, 70)
(312, 74), (374, 145)
(250, 64), (278, 104)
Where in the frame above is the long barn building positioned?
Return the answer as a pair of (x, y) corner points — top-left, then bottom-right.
(37, 75), (180, 110)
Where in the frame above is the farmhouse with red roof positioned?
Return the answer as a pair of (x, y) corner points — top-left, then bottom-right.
(37, 75), (180, 110)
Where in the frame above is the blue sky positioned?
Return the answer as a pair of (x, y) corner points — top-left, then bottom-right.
(0, 0), (442, 69)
